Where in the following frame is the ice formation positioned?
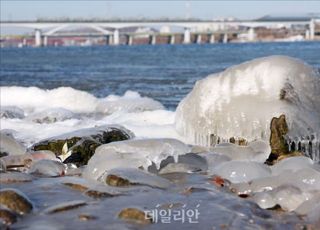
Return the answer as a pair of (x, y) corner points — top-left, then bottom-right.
(28, 159), (66, 177)
(211, 140), (270, 162)
(0, 132), (26, 156)
(83, 138), (191, 180)
(212, 161), (271, 183)
(175, 56), (320, 159)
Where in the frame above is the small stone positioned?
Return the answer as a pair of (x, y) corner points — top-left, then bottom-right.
(78, 214), (97, 221)
(118, 208), (152, 224)
(0, 209), (17, 225)
(84, 190), (114, 199)
(0, 189), (33, 215)
(43, 200), (87, 214)
(63, 183), (88, 192)
(105, 174), (132, 187)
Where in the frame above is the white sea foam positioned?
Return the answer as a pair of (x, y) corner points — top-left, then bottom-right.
(0, 87), (180, 146)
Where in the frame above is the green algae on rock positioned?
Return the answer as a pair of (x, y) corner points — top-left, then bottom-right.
(31, 125), (134, 166)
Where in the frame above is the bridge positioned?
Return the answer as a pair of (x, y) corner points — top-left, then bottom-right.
(1, 18), (318, 47)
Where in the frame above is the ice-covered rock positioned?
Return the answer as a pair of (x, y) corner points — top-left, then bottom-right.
(0, 132), (26, 156)
(100, 168), (171, 188)
(175, 56), (320, 158)
(212, 161), (271, 183)
(252, 192), (276, 209)
(28, 159), (66, 177)
(211, 140), (271, 162)
(272, 185), (309, 212)
(83, 138), (191, 180)
(271, 156), (314, 176)
(199, 153), (231, 174)
(31, 125), (134, 166)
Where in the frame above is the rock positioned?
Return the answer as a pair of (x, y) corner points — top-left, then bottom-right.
(0, 189), (33, 215)
(63, 183), (88, 192)
(43, 200), (87, 214)
(31, 125), (134, 166)
(84, 190), (114, 199)
(105, 175), (131, 187)
(0, 209), (17, 225)
(118, 208), (152, 224)
(269, 115), (289, 156)
(78, 214), (97, 221)
(102, 168), (171, 189)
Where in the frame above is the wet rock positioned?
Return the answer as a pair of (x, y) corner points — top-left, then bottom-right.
(269, 115), (289, 157)
(0, 209), (17, 225)
(78, 214), (97, 221)
(43, 200), (87, 214)
(31, 125), (134, 166)
(28, 159), (66, 177)
(118, 208), (152, 224)
(84, 190), (114, 199)
(102, 168), (171, 189)
(229, 137), (247, 146)
(0, 189), (33, 215)
(63, 183), (88, 192)
(105, 175), (131, 187)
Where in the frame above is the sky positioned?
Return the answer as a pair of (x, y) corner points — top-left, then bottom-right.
(1, 1), (320, 21)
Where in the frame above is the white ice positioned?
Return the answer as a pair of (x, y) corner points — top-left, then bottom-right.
(83, 138), (191, 180)
(175, 56), (320, 150)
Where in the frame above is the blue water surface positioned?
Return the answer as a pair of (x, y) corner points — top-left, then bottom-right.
(1, 42), (319, 110)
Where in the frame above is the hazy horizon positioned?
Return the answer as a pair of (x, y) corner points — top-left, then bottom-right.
(1, 1), (320, 21)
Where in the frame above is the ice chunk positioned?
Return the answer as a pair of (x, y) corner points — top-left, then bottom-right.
(199, 153), (231, 174)
(271, 156), (314, 176)
(211, 140), (270, 162)
(272, 185), (309, 211)
(175, 56), (320, 153)
(28, 159), (66, 177)
(83, 138), (191, 180)
(212, 161), (271, 183)
(0, 132), (26, 156)
(252, 192), (276, 209)
(97, 90), (164, 114)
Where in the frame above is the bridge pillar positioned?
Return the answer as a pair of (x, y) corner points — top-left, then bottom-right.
(43, 36), (48, 46)
(209, 34), (215, 43)
(196, 34), (202, 44)
(309, 19), (315, 40)
(183, 28), (191, 44)
(34, 29), (42, 47)
(149, 34), (156, 45)
(127, 35), (133, 45)
(169, 35), (175, 44)
(223, 33), (228, 43)
(248, 28), (256, 41)
(22, 38), (27, 47)
(113, 29), (120, 45)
